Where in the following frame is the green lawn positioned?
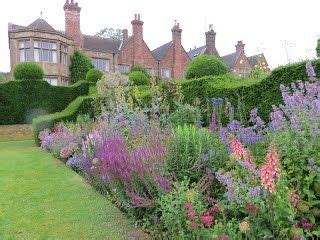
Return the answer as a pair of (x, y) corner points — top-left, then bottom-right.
(0, 140), (136, 239)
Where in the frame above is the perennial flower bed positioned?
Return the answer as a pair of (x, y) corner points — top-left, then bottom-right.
(39, 66), (320, 239)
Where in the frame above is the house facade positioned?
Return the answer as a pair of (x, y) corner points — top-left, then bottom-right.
(8, 1), (190, 85)
(188, 28), (270, 77)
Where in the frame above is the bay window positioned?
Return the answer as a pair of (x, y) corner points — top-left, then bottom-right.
(19, 40), (32, 62)
(34, 40), (57, 63)
(61, 44), (68, 65)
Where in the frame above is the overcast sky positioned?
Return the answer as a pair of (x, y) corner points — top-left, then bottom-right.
(1, 0), (319, 72)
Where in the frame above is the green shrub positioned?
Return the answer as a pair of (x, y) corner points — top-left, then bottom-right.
(180, 60), (320, 123)
(32, 95), (97, 144)
(0, 80), (89, 124)
(317, 39), (320, 58)
(86, 68), (103, 83)
(13, 62), (44, 80)
(128, 71), (150, 86)
(131, 65), (148, 75)
(185, 55), (228, 79)
(168, 104), (201, 127)
(70, 50), (93, 83)
(167, 125), (227, 183)
(158, 180), (208, 239)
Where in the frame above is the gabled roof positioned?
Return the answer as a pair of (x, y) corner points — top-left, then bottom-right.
(119, 36), (132, 50)
(83, 35), (121, 53)
(248, 54), (266, 68)
(152, 41), (173, 61)
(221, 52), (241, 69)
(27, 18), (56, 32)
(188, 45), (206, 59)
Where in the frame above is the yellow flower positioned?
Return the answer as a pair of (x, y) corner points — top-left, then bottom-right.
(239, 221), (250, 233)
(185, 190), (195, 199)
(92, 158), (100, 165)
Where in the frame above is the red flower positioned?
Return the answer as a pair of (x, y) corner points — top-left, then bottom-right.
(183, 202), (194, 209)
(246, 203), (255, 213)
(220, 235), (229, 240)
(209, 207), (219, 215)
(189, 222), (197, 229)
(200, 213), (214, 227)
(186, 211), (196, 220)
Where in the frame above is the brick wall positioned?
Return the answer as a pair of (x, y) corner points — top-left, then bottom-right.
(117, 14), (157, 71)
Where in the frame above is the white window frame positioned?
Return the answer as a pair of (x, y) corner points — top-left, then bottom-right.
(92, 58), (110, 72)
(19, 39), (31, 62)
(161, 68), (171, 78)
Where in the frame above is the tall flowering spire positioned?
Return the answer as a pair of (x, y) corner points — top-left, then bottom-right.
(229, 138), (254, 167)
(260, 143), (280, 193)
(306, 61), (316, 81)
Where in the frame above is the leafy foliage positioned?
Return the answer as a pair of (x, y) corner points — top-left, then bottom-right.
(129, 71), (150, 86)
(185, 55), (228, 79)
(317, 39), (320, 58)
(167, 125), (227, 183)
(13, 62), (44, 81)
(0, 72), (9, 83)
(86, 68), (103, 83)
(180, 60), (320, 123)
(168, 104), (202, 127)
(0, 80), (89, 125)
(70, 50), (93, 83)
(95, 27), (123, 40)
(32, 95), (96, 144)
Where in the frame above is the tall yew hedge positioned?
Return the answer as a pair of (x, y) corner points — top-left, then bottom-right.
(179, 60), (320, 123)
(0, 80), (89, 124)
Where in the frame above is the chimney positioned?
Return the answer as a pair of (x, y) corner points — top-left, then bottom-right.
(235, 40), (245, 54)
(171, 20), (183, 78)
(122, 29), (128, 40)
(63, 0), (83, 48)
(205, 24), (219, 57)
(171, 20), (182, 44)
(131, 13), (143, 38)
(131, 14), (144, 65)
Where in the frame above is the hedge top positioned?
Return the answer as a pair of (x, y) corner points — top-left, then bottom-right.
(13, 62), (44, 81)
(185, 55), (229, 79)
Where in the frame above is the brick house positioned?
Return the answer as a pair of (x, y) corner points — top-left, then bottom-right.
(188, 25), (220, 59)
(188, 27), (270, 77)
(8, 0), (189, 85)
(152, 21), (191, 79)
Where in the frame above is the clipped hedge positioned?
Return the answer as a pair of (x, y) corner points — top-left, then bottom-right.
(185, 55), (228, 79)
(180, 60), (320, 123)
(32, 95), (96, 144)
(13, 62), (44, 81)
(0, 80), (89, 124)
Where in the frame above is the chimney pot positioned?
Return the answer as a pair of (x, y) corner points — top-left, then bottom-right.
(123, 29), (128, 40)
(71, 0), (74, 3)
(138, 14), (141, 21)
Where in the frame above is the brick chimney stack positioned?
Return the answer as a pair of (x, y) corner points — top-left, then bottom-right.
(171, 20), (183, 78)
(171, 20), (182, 44)
(131, 14), (143, 39)
(131, 14), (144, 65)
(205, 24), (219, 57)
(64, 0), (83, 48)
(122, 29), (128, 40)
(236, 41), (245, 54)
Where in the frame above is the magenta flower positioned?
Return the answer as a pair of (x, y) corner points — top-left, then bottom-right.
(189, 222), (197, 229)
(186, 210), (196, 220)
(183, 202), (194, 209)
(200, 213), (214, 227)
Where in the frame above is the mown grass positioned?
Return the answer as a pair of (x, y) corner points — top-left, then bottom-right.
(0, 140), (136, 239)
